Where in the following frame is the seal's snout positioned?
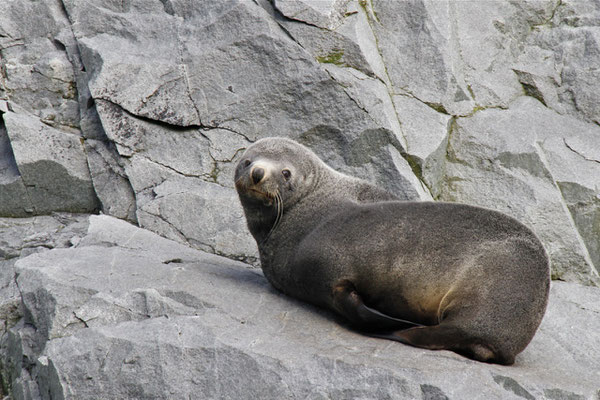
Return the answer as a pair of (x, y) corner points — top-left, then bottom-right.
(252, 167), (265, 184)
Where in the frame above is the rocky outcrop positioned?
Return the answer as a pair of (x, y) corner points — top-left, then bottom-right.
(1, 0), (598, 281)
(1, 0), (600, 398)
(2, 215), (599, 399)
(0, 213), (91, 397)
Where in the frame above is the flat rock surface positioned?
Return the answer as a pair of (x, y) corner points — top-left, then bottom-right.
(7, 215), (600, 399)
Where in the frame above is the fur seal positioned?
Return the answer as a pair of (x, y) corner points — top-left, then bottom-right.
(234, 137), (550, 365)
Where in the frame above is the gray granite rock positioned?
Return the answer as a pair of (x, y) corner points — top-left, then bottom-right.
(525, 0), (600, 125)
(438, 96), (600, 285)
(53, 0), (430, 262)
(0, 115), (31, 217)
(368, 0), (478, 117)
(4, 215), (599, 400)
(0, 213), (91, 398)
(0, 0), (119, 220)
(0, 0), (599, 283)
(136, 177), (259, 264)
(0, 0), (79, 130)
(2, 107), (99, 215)
(0, 0), (85, 219)
(54, 8), (139, 224)
(2, 3), (600, 397)
(84, 138), (138, 223)
(274, 0), (351, 29)
(392, 94), (450, 194)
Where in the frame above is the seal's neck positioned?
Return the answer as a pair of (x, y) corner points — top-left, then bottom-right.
(239, 196), (279, 244)
(257, 173), (349, 258)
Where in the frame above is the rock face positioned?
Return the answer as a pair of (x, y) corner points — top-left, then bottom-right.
(1, 0), (600, 398)
(2, 215), (599, 400)
(1, 0), (599, 280)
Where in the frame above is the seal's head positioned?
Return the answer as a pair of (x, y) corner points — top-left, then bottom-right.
(234, 137), (321, 243)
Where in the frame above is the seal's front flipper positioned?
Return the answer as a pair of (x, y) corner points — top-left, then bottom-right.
(332, 280), (422, 331)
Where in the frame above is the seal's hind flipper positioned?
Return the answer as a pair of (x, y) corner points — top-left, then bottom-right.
(332, 280), (422, 331)
(372, 325), (515, 365)
(359, 303), (423, 330)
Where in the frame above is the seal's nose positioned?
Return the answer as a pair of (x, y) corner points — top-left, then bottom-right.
(251, 167), (265, 184)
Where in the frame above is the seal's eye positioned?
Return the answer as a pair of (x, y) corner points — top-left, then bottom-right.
(242, 159), (251, 168)
(282, 169), (291, 180)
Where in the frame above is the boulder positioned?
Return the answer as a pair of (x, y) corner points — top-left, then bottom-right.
(0, 213), (91, 397)
(2, 108), (99, 216)
(0, 0), (115, 219)
(0, 0), (79, 130)
(4, 215), (599, 399)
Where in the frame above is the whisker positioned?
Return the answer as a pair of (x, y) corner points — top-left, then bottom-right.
(275, 192), (283, 227)
(263, 191), (283, 244)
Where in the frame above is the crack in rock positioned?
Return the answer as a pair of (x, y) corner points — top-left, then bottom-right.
(140, 154), (202, 179)
(98, 97), (204, 132)
(530, 0), (564, 30)
(563, 138), (600, 164)
(71, 312), (90, 328)
(534, 140), (597, 279)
